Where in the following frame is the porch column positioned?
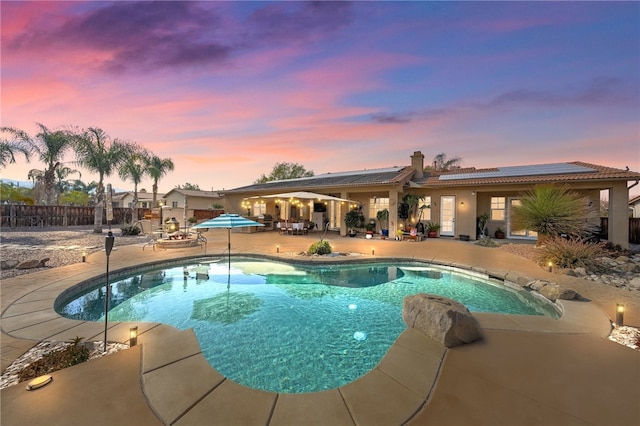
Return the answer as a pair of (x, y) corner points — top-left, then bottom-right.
(608, 182), (629, 249)
(388, 190), (400, 239)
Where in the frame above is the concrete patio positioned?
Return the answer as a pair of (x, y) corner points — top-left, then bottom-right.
(2, 230), (638, 425)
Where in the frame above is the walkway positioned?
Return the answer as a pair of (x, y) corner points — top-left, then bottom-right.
(2, 231), (638, 425)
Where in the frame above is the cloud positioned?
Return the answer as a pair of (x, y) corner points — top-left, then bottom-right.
(488, 77), (637, 109)
(4, 1), (353, 75)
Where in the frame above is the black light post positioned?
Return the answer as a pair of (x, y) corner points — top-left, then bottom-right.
(103, 231), (115, 353)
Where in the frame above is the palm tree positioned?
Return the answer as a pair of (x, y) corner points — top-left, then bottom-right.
(22, 123), (74, 205)
(73, 128), (130, 233)
(118, 145), (149, 223)
(55, 166), (81, 204)
(146, 155), (174, 207)
(1, 126), (32, 169)
(430, 153), (462, 171)
(511, 184), (600, 244)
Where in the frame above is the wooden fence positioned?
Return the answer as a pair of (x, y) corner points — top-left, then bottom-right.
(1, 205), (224, 228)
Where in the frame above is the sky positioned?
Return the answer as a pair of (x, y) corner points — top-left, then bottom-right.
(1, 1), (639, 195)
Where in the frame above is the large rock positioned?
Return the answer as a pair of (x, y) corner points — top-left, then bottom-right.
(16, 258), (50, 270)
(0, 260), (19, 270)
(402, 294), (482, 347)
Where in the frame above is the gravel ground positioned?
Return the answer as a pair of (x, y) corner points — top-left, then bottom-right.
(0, 226), (149, 280)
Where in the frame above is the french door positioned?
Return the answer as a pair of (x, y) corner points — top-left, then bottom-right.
(440, 196), (455, 236)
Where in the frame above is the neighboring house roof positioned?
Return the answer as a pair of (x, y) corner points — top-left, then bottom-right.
(413, 162), (640, 188)
(165, 188), (224, 198)
(112, 191), (163, 201)
(630, 194), (640, 205)
(227, 167), (415, 194)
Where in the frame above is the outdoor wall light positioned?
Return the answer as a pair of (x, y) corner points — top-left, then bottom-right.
(472, 191), (476, 196)
(82, 251), (87, 262)
(616, 304), (624, 326)
(129, 326), (138, 347)
(460, 201), (464, 206)
(26, 374), (53, 391)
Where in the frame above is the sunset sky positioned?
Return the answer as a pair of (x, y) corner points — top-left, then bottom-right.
(2, 1), (639, 194)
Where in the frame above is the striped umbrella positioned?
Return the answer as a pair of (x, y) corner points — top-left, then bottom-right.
(191, 214), (264, 285)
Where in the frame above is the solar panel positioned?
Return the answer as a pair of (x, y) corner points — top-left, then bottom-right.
(439, 163), (596, 181)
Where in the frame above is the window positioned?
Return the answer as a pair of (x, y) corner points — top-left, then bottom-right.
(491, 197), (505, 221)
(419, 196), (431, 221)
(172, 201), (178, 208)
(369, 197), (390, 219)
(252, 202), (266, 217)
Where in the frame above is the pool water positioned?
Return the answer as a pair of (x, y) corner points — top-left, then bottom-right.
(57, 257), (558, 393)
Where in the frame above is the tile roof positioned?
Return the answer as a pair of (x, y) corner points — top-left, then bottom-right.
(165, 189), (223, 198)
(413, 162), (640, 187)
(226, 167), (415, 194)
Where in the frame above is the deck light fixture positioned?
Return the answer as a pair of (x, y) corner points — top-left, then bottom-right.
(129, 326), (138, 347)
(616, 304), (624, 326)
(547, 261), (553, 272)
(371, 247), (375, 255)
(82, 250), (87, 262)
(26, 374), (53, 391)
(276, 245), (280, 253)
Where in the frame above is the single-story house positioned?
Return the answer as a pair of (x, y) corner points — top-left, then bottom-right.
(224, 151), (640, 249)
(630, 194), (640, 218)
(111, 189), (161, 209)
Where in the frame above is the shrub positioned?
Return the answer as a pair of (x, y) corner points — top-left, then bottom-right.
(309, 240), (332, 255)
(121, 223), (141, 236)
(474, 237), (500, 248)
(537, 237), (606, 272)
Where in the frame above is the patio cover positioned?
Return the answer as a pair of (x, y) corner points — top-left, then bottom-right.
(250, 191), (353, 203)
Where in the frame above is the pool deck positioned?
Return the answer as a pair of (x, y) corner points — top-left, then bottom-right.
(2, 230), (639, 425)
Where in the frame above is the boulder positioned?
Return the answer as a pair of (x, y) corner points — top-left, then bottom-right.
(539, 283), (560, 302)
(402, 294), (482, 347)
(16, 258), (50, 270)
(558, 288), (578, 300)
(0, 260), (19, 270)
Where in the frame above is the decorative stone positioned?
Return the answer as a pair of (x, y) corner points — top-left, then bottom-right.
(0, 260), (19, 270)
(558, 288), (578, 300)
(527, 280), (548, 291)
(16, 258), (50, 270)
(402, 293), (482, 347)
(539, 283), (560, 302)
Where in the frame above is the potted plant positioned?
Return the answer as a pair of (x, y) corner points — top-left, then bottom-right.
(494, 227), (505, 239)
(365, 220), (375, 236)
(426, 222), (440, 238)
(376, 209), (389, 239)
(345, 209), (364, 237)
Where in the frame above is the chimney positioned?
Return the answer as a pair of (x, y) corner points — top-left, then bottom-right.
(411, 151), (424, 179)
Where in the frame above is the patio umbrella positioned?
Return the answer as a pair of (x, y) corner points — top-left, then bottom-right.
(191, 214), (264, 285)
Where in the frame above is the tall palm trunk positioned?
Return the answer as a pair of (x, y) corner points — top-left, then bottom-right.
(93, 182), (104, 233)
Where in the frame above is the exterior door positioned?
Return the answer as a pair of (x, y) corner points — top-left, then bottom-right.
(440, 196), (455, 236)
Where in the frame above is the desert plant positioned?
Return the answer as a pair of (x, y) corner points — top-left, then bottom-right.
(477, 213), (489, 237)
(120, 223), (141, 236)
(536, 237), (606, 272)
(474, 237), (500, 248)
(376, 209), (389, 228)
(511, 184), (599, 244)
(188, 217), (197, 224)
(18, 337), (90, 382)
(309, 240), (332, 255)
(426, 222), (441, 232)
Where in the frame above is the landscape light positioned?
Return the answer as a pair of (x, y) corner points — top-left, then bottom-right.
(371, 247), (375, 256)
(547, 261), (553, 272)
(26, 375), (52, 391)
(276, 245), (280, 253)
(129, 326), (138, 347)
(82, 251), (87, 262)
(616, 304), (624, 326)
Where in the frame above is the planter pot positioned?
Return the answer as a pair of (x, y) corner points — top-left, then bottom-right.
(381, 229), (389, 238)
(348, 231), (357, 238)
(495, 231), (505, 239)
(459, 234), (470, 241)
(428, 231), (438, 238)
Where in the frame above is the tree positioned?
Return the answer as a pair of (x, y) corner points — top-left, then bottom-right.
(254, 162), (314, 183)
(22, 123), (75, 205)
(511, 184), (600, 244)
(175, 183), (201, 191)
(427, 153), (462, 171)
(54, 166), (81, 204)
(74, 128), (130, 233)
(0, 126), (32, 169)
(118, 145), (149, 222)
(146, 155), (175, 207)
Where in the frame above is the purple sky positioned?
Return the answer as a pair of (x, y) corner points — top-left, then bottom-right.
(2, 1), (639, 194)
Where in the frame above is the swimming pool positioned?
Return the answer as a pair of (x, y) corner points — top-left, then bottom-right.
(56, 256), (558, 393)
